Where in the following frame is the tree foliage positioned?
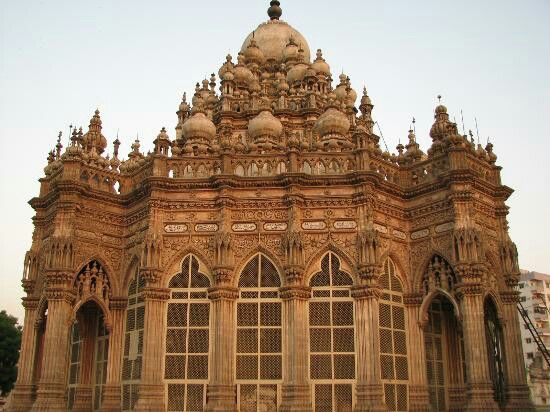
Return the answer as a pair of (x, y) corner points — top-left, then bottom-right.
(0, 310), (22, 396)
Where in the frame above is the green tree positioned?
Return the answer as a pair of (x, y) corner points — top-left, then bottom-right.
(0, 310), (22, 396)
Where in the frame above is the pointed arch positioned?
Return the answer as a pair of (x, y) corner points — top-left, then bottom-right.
(71, 295), (112, 332)
(167, 254), (212, 289)
(380, 252), (410, 293)
(121, 255), (140, 295)
(305, 243), (357, 285)
(419, 289), (462, 325)
(484, 290), (506, 322)
(162, 247), (214, 288)
(233, 248), (284, 287)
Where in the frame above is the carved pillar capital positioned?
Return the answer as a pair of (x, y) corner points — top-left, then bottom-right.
(139, 266), (163, 286)
(22, 297), (40, 310)
(109, 297), (129, 311)
(403, 292), (424, 307)
(500, 290), (520, 305)
(279, 285), (311, 300)
(208, 286), (239, 301)
(357, 263), (382, 286)
(141, 287), (170, 302)
(351, 285), (381, 300)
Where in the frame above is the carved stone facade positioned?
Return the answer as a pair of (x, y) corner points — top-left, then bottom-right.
(9, 2), (533, 411)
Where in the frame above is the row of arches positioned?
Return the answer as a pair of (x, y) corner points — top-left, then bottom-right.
(27, 251), (508, 412)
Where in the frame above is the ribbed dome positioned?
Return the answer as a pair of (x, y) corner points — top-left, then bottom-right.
(241, 20), (310, 64)
(182, 111), (216, 141)
(248, 110), (283, 141)
(314, 108), (350, 138)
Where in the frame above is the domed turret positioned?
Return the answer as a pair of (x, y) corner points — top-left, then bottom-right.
(248, 110), (283, 142)
(286, 48), (309, 84)
(335, 74), (357, 107)
(241, 2), (310, 64)
(82, 110), (108, 154)
(233, 53), (255, 86)
(430, 103), (451, 141)
(311, 49), (330, 76)
(182, 107), (216, 154)
(244, 38), (265, 66)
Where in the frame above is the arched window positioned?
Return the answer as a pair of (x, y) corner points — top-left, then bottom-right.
(165, 255), (211, 412)
(236, 254), (282, 411)
(309, 252), (355, 411)
(379, 259), (409, 412)
(122, 267), (146, 411)
(485, 298), (506, 406)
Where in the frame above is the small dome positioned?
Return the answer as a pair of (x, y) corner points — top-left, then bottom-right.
(311, 49), (330, 76)
(248, 110), (283, 141)
(314, 107), (350, 138)
(287, 62), (308, 84)
(244, 39), (265, 65)
(241, 20), (310, 64)
(182, 111), (216, 142)
(435, 104), (447, 114)
(223, 70), (235, 81)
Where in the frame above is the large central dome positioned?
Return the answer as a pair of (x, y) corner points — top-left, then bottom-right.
(240, 4), (311, 63)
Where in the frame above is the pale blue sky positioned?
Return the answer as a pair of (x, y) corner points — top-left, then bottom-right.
(1, 0), (549, 321)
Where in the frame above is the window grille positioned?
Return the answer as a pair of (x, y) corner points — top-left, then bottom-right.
(165, 255), (211, 412)
(122, 268), (146, 411)
(425, 300), (446, 411)
(309, 252), (355, 412)
(93, 315), (109, 410)
(236, 254), (282, 412)
(67, 323), (82, 410)
(379, 259), (409, 412)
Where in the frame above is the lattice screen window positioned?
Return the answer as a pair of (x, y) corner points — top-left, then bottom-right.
(165, 255), (211, 412)
(236, 254), (282, 412)
(122, 268), (146, 411)
(309, 252), (355, 412)
(425, 300), (446, 411)
(379, 259), (409, 412)
(67, 323), (82, 410)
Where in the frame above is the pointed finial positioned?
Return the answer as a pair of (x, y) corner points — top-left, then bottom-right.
(437, 94), (442, 103)
(268, 1), (282, 20)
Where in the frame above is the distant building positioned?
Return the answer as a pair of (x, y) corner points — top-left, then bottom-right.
(519, 270), (550, 367)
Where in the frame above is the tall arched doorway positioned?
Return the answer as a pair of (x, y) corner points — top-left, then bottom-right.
(236, 253), (283, 411)
(309, 252), (355, 411)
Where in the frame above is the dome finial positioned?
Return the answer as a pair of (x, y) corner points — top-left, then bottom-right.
(268, 1), (282, 20)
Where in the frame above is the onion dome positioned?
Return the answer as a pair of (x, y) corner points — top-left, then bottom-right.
(241, 2), (310, 64)
(311, 49), (330, 76)
(335, 74), (357, 107)
(429, 104), (451, 141)
(223, 70), (235, 81)
(283, 37), (299, 64)
(233, 53), (255, 86)
(218, 54), (235, 78)
(182, 107), (216, 154)
(82, 110), (108, 154)
(248, 110), (283, 142)
(314, 107), (350, 140)
(244, 38), (265, 66)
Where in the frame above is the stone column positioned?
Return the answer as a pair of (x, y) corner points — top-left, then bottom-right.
(205, 282), (238, 412)
(279, 285), (312, 412)
(500, 291), (535, 411)
(444, 312), (467, 411)
(134, 286), (170, 412)
(101, 298), (128, 411)
(31, 286), (74, 412)
(72, 308), (98, 411)
(352, 285), (387, 412)
(403, 293), (430, 412)
(9, 298), (40, 412)
(459, 285), (500, 412)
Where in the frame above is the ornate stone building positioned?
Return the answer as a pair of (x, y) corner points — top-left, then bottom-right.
(8, 1), (534, 411)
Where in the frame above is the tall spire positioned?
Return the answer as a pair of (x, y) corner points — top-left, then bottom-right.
(268, 1), (282, 20)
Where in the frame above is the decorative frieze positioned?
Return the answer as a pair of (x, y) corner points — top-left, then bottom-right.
(411, 228), (430, 240)
(164, 224), (188, 233)
(301, 221), (326, 230)
(195, 223), (218, 232)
